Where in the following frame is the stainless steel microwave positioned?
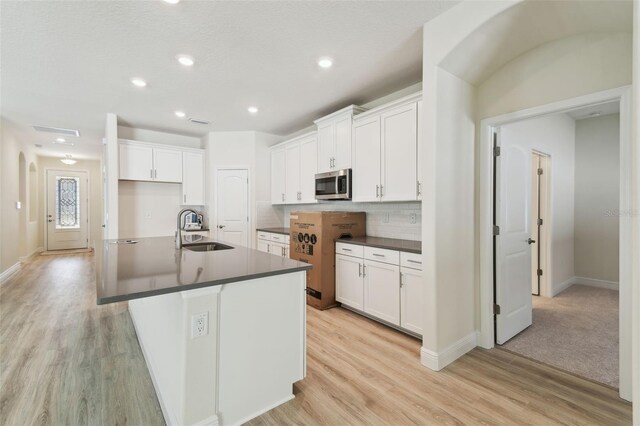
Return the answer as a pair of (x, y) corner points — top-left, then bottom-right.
(315, 169), (352, 200)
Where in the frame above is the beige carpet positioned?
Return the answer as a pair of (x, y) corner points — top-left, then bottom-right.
(501, 284), (619, 388)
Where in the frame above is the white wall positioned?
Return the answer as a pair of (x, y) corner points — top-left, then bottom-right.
(118, 181), (182, 239)
(574, 113), (620, 284)
(501, 114), (576, 295)
(1, 118), (42, 274)
(37, 157), (103, 248)
(118, 126), (203, 149)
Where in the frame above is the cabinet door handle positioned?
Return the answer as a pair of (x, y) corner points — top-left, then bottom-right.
(400, 273), (404, 287)
(407, 259), (422, 264)
(358, 263), (362, 277)
(282, 193), (285, 202)
(150, 169), (153, 179)
(154, 169), (157, 179)
(372, 253), (384, 257)
(184, 194), (186, 203)
(380, 185), (384, 197)
(376, 185), (379, 198)
(362, 264), (366, 277)
(417, 181), (421, 196)
(342, 248), (352, 252)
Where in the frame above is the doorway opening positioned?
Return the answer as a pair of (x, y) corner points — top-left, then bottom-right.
(46, 170), (89, 251)
(480, 87), (632, 400)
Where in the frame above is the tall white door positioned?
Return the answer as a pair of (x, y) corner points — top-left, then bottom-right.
(496, 130), (534, 344)
(46, 170), (89, 250)
(216, 169), (249, 247)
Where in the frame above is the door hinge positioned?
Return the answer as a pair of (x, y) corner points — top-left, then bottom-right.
(537, 167), (543, 175)
(493, 225), (500, 236)
(537, 218), (543, 226)
(537, 268), (543, 276)
(493, 146), (501, 157)
(494, 304), (501, 315)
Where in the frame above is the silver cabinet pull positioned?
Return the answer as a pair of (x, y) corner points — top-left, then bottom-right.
(376, 185), (379, 198)
(407, 259), (422, 264)
(380, 185), (384, 197)
(362, 264), (366, 277)
(150, 169), (153, 179)
(400, 273), (404, 287)
(282, 193), (285, 202)
(372, 253), (384, 257)
(417, 181), (421, 196)
(184, 194), (186, 203)
(342, 248), (352, 252)
(154, 169), (157, 179)
(358, 263), (362, 277)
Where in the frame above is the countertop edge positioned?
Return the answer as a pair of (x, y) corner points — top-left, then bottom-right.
(335, 238), (422, 254)
(256, 227), (290, 235)
(96, 264), (312, 305)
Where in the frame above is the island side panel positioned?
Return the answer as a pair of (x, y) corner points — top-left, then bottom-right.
(129, 287), (220, 426)
(217, 271), (306, 426)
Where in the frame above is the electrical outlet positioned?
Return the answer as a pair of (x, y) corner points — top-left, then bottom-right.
(383, 213), (389, 223)
(191, 312), (208, 339)
(409, 213), (417, 224)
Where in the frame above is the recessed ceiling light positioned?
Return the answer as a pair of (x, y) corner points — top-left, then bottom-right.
(318, 57), (333, 69)
(60, 155), (77, 165)
(175, 111), (186, 118)
(163, 0), (180, 4)
(248, 106), (259, 114)
(131, 78), (147, 88)
(176, 54), (194, 67)
(56, 137), (66, 143)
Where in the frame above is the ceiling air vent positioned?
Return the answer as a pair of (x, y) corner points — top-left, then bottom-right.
(32, 125), (80, 137)
(189, 118), (210, 125)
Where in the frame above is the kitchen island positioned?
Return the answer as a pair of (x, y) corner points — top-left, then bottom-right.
(95, 236), (311, 426)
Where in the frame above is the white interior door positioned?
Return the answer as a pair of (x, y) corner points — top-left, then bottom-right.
(216, 169), (249, 247)
(496, 130), (533, 344)
(46, 170), (89, 250)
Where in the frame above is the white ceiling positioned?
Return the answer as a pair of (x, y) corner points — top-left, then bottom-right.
(439, 0), (633, 85)
(1, 0), (459, 160)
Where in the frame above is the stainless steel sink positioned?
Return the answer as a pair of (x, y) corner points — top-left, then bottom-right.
(183, 242), (234, 252)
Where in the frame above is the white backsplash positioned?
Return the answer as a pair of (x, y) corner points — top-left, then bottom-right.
(271, 201), (422, 241)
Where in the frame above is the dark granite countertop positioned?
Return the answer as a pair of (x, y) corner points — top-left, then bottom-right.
(256, 227), (290, 236)
(95, 236), (311, 305)
(335, 236), (421, 254)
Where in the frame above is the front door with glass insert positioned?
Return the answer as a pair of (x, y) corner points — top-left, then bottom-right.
(46, 170), (88, 250)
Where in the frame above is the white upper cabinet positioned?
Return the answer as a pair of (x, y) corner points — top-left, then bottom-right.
(299, 135), (318, 203)
(381, 102), (417, 201)
(182, 151), (205, 205)
(271, 148), (286, 204)
(285, 143), (301, 203)
(154, 147), (183, 183)
(314, 105), (366, 173)
(119, 143), (154, 181)
(352, 115), (381, 202)
(270, 132), (317, 205)
(352, 92), (421, 203)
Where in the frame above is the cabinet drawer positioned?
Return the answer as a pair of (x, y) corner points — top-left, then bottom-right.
(257, 231), (271, 241)
(270, 233), (289, 243)
(400, 252), (423, 270)
(335, 242), (364, 258)
(364, 246), (399, 265)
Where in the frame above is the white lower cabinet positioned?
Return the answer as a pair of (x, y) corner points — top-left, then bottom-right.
(364, 260), (400, 325)
(400, 266), (423, 335)
(335, 243), (422, 336)
(256, 231), (290, 258)
(336, 254), (364, 311)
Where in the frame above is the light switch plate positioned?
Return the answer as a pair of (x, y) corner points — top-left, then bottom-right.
(15, 201), (21, 210)
(409, 213), (417, 224)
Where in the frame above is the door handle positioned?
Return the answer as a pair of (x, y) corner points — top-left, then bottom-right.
(218, 225), (226, 229)
(527, 238), (536, 244)
(376, 185), (379, 198)
(48, 219), (53, 223)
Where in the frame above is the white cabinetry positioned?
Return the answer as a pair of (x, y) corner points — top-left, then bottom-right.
(256, 231), (290, 258)
(334, 242), (422, 336)
(352, 92), (422, 202)
(153, 147), (183, 183)
(182, 151), (205, 205)
(270, 132), (317, 205)
(315, 105), (366, 173)
(416, 99), (423, 200)
(119, 143), (154, 181)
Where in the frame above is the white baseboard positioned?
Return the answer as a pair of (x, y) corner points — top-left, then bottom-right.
(191, 414), (219, 426)
(552, 276), (619, 296)
(573, 276), (619, 291)
(19, 246), (44, 263)
(420, 331), (477, 371)
(0, 262), (21, 284)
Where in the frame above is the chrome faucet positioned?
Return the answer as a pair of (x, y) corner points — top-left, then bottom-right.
(176, 208), (198, 249)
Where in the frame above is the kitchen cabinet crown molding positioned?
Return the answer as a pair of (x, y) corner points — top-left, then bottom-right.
(118, 138), (204, 153)
(269, 131), (317, 151)
(313, 104), (367, 124)
(352, 91), (422, 122)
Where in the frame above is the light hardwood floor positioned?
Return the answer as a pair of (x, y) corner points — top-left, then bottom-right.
(1, 254), (632, 425)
